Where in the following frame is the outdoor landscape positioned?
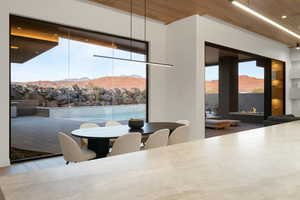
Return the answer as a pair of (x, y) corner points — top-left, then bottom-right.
(205, 75), (265, 115)
(11, 75), (147, 107)
(10, 75), (147, 160)
(205, 75), (264, 94)
(9, 23), (149, 161)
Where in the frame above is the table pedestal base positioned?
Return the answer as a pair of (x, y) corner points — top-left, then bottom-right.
(88, 138), (110, 158)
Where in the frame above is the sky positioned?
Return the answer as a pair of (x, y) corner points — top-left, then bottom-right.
(12, 37), (264, 83)
(11, 38), (147, 82)
(205, 61), (265, 81)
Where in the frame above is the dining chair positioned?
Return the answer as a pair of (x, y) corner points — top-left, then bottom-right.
(57, 132), (96, 164)
(105, 121), (122, 127)
(80, 123), (99, 129)
(109, 132), (142, 156)
(79, 123), (99, 148)
(176, 120), (190, 126)
(106, 121), (122, 146)
(168, 125), (190, 145)
(144, 129), (170, 150)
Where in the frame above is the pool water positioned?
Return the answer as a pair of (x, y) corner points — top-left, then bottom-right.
(49, 104), (146, 123)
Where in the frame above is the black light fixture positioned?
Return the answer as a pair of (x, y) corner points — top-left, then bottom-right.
(296, 43), (300, 50)
(94, 0), (174, 68)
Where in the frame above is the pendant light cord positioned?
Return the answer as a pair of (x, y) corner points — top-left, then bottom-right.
(93, 0), (173, 67)
(144, 0), (147, 41)
(130, 0), (147, 59)
(130, 0), (133, 60)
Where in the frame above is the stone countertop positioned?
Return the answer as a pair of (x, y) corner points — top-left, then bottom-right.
(1, 121), (300, 199)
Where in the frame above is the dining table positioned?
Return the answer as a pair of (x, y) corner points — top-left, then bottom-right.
(71, 122), (184, 158)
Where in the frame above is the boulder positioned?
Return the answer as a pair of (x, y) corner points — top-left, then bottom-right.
(12, 83), (146, 107)
(100, 94), (112, 102)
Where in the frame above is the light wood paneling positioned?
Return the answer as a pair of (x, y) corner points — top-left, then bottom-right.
(90, 0), (300, 46)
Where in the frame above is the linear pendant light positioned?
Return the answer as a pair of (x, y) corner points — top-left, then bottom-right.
(94, 55), (173, 67)
(94, 0), (173, 68)
(231, 0), (300, 40)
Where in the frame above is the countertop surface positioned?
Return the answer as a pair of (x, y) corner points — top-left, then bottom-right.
(2, 121), (300, 200)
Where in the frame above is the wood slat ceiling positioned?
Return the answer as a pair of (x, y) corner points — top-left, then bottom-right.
(90, 0), (300, 47)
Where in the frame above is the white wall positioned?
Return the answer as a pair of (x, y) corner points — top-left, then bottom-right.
(0, 1), (10, 167)
(290, 49), (300, 115)
(0, 0), (168, 167)
(165, 15), (292, 140)
(291, 49), (300, 62)
(166, 16), (204, 140)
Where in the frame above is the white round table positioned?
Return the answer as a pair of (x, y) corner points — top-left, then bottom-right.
(71, 122), (183, 158)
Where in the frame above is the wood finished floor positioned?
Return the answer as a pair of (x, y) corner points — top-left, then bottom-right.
(0, 156), (66, 177)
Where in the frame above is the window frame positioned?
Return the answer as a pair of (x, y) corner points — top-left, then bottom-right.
(9, 15), (149, 163)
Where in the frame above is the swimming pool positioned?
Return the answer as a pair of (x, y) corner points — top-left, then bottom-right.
(49, 104), (146, 123)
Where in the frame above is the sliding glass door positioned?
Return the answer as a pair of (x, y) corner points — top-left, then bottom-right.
(205, 65), (219, 118)
(10, 15), (148, 162)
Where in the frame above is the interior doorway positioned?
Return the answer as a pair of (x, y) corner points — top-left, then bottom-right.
(204, 42), (285, 138)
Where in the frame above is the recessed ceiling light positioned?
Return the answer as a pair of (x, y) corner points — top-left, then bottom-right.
(17, 27), (22, 30)
(85, 39), (89, 42)
(35, 51), (40, 54)
(281, 15), (287, 19)
(54, 34), (58, 36)
(231, 1), (300, 40)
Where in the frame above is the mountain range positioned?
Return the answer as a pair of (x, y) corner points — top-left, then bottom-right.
(15, 75), (263, 93)
(18, 76), (146, 90)
(206, 75), (264, 93)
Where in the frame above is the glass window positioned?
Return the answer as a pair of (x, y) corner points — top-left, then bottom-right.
(10, 15), (148, 161)
(205, 65), (219, 117)
(238, 61), (264, 115)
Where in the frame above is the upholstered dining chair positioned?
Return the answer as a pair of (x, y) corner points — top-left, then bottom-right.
(109, 132), (142, 156)
(168, 125), (190, 145)
(105, 121), (122, 127)
(144, 129), (170, 150)
(105, 121), (122, 146)
(176, 120), (190, 126)
(79, 123), (99, 148)
(57, 132), (96, 164)
(80, 123), (99, 129)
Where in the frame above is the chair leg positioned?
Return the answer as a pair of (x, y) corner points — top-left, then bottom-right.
(66, 161), (70, 165)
